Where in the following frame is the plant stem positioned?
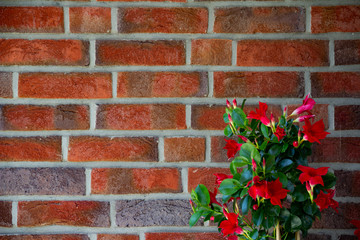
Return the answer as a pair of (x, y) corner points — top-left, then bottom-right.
(276, 222), (281, 240)
(295, 231), (301, 240)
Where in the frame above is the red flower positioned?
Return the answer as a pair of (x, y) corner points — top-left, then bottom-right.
(248, 176), (267, 200)
(350, 220), (360, 240)
(314, 189), (339, 213)
(223, 139), (242, 159)
(294, 114), (315, 123)
(291, 93), (316, 116)
(302, 119), (330, 143)
(264, 178), (290, 208)
(219, 210), (243, 236)
(209, 188), (221, 206)
(274, 126), (286, 141)
(214, 173), (233, 186)
(297, 165), (329, 187)
(247, 102), (270, 126)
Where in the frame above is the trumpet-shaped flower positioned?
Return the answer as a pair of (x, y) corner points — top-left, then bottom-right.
(291, 94), (316, 116)
(248, 176), (267, 200)
(274, 126), (286, 141)
(247, 102), (271, 126)
(223, 139), (242, 159)
(297, 165), (329, 187)
(219, 210), (243, 236)
(302, 119), (330, 144)
(214, 173), (233, 186)
(265, 178), (290, 208)
(314, 189), (339, 213)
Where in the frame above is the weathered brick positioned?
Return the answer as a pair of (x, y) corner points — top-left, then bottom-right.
(335, 170), (360, 197)
(145, 232), (227, 240)
(117, 72), (208, 98)
(96, 104), (186, 130)
(0, 137), (62, 162)
(0, 7), (64, 33)
(98, 235), (139, 240)
(310, 137), (360, 163)
(213, 72), (304, 98)
(68, 136), (158, 162)
(164, 137), (205, 162)
(188, 167), (231, 191)
(313, 202), (360, 229)
(19, 73), (112, 99)
(303, 234), (331, 240)
(0, 235), (90, 240)
(18, 201), (110, 227)
(0, 72), (12, 98)
(70, 7), (111, 33)
(237, 40), (329, 66)
(214, 7), (305, 33)
(338, 235), (358, 240)
(96, 40), (185, 66)
(335, 40), (360, 65)
(92, 168), (181, 194)
(0, 168), (85, 195)
(116, 199), (191, 227)
(99, 0), (185, 2)
(118, 8), (207, 33)
(311, 72), (360, 98)
(211, 136), (230, 163)
(335, 105), (360, 130)
(0, 105), (89, 130)
(312, 6), (360, 33)
(0, 201), (12, 227)
(0, 39), (89, 66)
(191, 39), (232, 65)
(287, 104), (329, 130)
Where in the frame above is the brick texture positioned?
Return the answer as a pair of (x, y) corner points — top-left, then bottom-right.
(96, 104), (186, 130)
(0, 72), (12, 98)
(98, 235), (139, 240)
(335, 105), (360, 130)
(335, 170), (360, 197)
(96, 40), (185, 65)
(237, 40), (329, 66)
(303, 234), (331, 240)
(211, 136), (230, 163)
(0, 235), (90, 240)
(68, 136), (158, 162)
(18, 201), (110, 227)
(0, 39), (89, 66)
(0, 168), (85, 195)
(191, 39), (232, 65)
(70, 7), (111, 33)
(188, 167), (231, 191)
(19, 73), (112, 99)
(92, 168), (181, 194)
(287, 104), (329, 130)
(164, 137), (205, 162)
(335, 40), (360, 65)
(0, 7), (64, 33)
(117, 72), (208, 97)
(0, 201), (12, 227)
(145, 233), (227, 240)
(214, 7), (305, 33)
(118, 8), (208, 33)
(0, 137), (62, 162)
(213, 72), (304, 98)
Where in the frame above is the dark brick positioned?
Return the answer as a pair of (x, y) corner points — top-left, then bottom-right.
(0, 235), (90, 240)
(211, 136), (230, 162)
(145, 233), (227, 240)
(335, 40), (360, 65)
(335, 170), (360, 197)
(335, 105), (360, 130)
(0, 72), (12, 98)
(338, 235), (358, 240)
(303, 234), (331, 240)
(116, 199), (191, 227)
(0, 201), (12, 227)
(0, 168), (85, 195)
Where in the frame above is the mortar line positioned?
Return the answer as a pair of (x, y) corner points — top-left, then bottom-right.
(186, 39), (192, 65)
(158, 137), (165, 163)
(208, 71), (214, 98)
(181, 167), (189, 193)
(205, 135), (211, 163)
(12, 72), (18, 98)
(110, 201), (117, 228)
(85, 168), (92, 196)
(329, 39), (335, 67)
(12, 201), (18, 227)
(89, 103), (98, 130)
(232, 40), (237, 66)
(63, 7), (70, 34)
(139, 232), (146, 240)
(90, 40), (96, 67)
(304, 71), (311, 95)
(88, 234), (97, 240)
(111, 8), (118, 34)
(328, 105), (335, 131)
(186, 105), (192, 129)
(305, 6), (311, 33)
(207, 6), (214, 34)
(112, 72), (118, 98)
(61, 136), (69, 162)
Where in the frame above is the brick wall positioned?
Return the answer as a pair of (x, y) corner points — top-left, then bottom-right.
(0, 1), (359, 240)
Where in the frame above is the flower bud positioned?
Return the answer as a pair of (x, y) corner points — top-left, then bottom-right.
(210, 216), (215, 221)
(293, 141), (299, 148)
(271, 113), (275, 126)
(228, 114), (233, 124)
(298, 129), (301, 138)
(226, 99), (231, 109)
(253, 204), (259, 210)
(233, 99), (237, 108)
(263, 158), (266, 169)
(252, 158), (257, 172)
(306, 182), (311, 192)
(238, 135), (248, 143)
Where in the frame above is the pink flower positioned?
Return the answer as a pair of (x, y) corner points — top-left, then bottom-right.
(274, 126), (286, 141)
(223, 139), (242, 159)
(302, 119), (330, 143)
(252, 158), (257, 172)
(233, 99), (237, 108)
(314, 189), (339, 213)
(291, 94), (316, 116)
(214, 173), (233, 186)
(247, 102), (271, 126)
(297, 165), (329, 187)
(237, 135), (249, 143)
(219, 210), (243, 236)
(294, 114), (315, 122)
(226, 99), (232, 109)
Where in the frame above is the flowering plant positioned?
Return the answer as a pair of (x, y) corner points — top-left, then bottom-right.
(189, 95), (338, 240)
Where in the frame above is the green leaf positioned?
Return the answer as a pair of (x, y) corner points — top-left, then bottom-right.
(195, 184), (210, 206)
(262, 216), (275, 229)
(219, 179), (241, 195)
(190, 189), (198, 203)
(277, 158), (294, 172)
(189, 210), (203, 227)
(275, 172), (288, 187)
(292, 184), (309, 202)
(269, 144), (282, 156)
(233, 156), (250, 166)
(303, 202), (318, 216)
(301, 215), (313, 231)
(250, 229), (259, 240)
(239, 143), (257, 160)
(259, 140), (268, 151)
(281, 142), (289, 152)
(261, 124), (270, 139)
(322, 172), (337, 189)
(239, 169), (253, 184)
(224, 125), (233, 137)
(223, 113), (229, 124)
(241, 195), (252, 215)
(232, 108), (247, 127)
(230, 161), (237, 175)
(265, 205), (281, 216)
(280, 208), (290, 222)
(251, 148), (261, 164)
(240, 187), (248, 198)
(252, 209), (264, 226)
(290, 214), (302, 231)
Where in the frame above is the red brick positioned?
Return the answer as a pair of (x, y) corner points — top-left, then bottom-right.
(303, 234), (331, 240)
(188, 167), (231, 191)
(0, 72), (12, 98)
(117, 72), (208, 97)
(98, 235), (139, 240)
(335, 170), (360, 197)
(96, 40), (185, 66)
(287, 104), (329, 130)
(164, 137), (205, 162)
(70, 7), (111, 33)
(68, 136), (158, 162)
(312, 6), (360, 33)
(335, 105), (360, 130)
(145, 233), (226, 240)
(211, 136), (231, 162)
(0, 137), (61, 162)
(214, 7), (305, 33)
(0, 39), (89, 66)
(237, 40), (329, 66)
(338, 236), (357, 240)
(19, 73), (112, 99)
(96, 104), (186, 130)
(213, 72), (304, 98)
(1, 105), (89, 130)
(313, 202), (360, 229)
(0, 235), (89, 240)
(0, 201), (12, 227)
(99, 0), (184, 2)
(311, 72), (360, 98)
(0, 7), (63, 33)
(118, 8), (207, 33)
(335, 40), (360, 65)
(310, 137), (360, 163)
(191, 39), (232, 65)
(18, 201), (110, 227)
(92, 168), (181, 194)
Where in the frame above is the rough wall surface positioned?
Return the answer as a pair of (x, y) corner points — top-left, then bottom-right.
(0, 0), (359, 240)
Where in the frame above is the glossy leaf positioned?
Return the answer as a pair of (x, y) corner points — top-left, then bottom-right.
(232, 108), (247, 127)
(322, 172), (337, 189)
(269, 144), (282, 156)
(239, 168), (253, 184)
(189, 210), (203, 227)
(252, 208), (264, 226)
(241, 195), (252, 215)
(195, 184), (210, 206)
(250, 229), (259, 239)
(219, 179), (241, 195)
(239, 143), (257, 160)
(277, 159), (294, 172)
(224, 125), (233, 137)
(292, 184), (309, 202)
(261, 124), (270, 139)
(251, 148), (261, 164)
